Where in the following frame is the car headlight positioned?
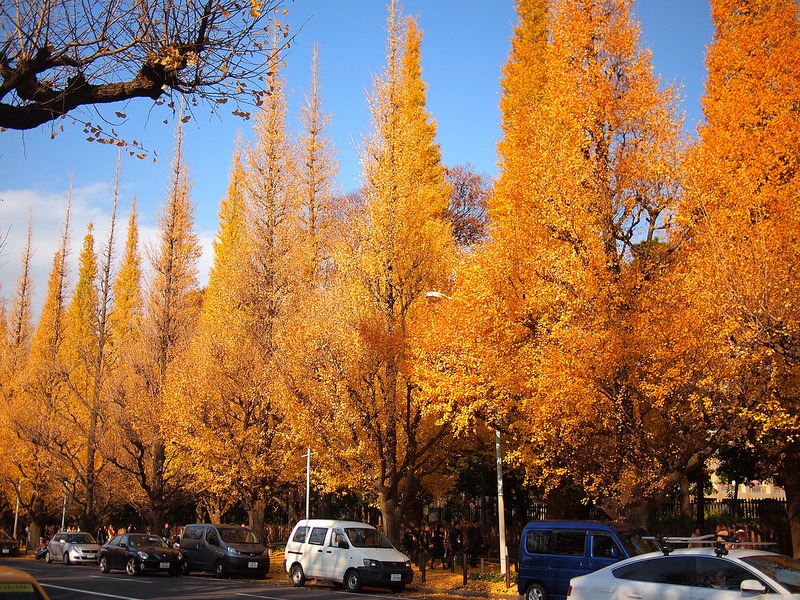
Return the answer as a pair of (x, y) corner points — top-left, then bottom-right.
(137, 551), (149, 560)
(363, 558), (381, 568)
(227, 546), (237, 554)
(405, 560), (411, 569)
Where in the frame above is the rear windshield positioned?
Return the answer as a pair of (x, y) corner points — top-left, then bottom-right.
(616, 529), (660, 556)
(345, 527), (394, 549)
(219, 528), (259, 544)
(741, 555), (800, 593)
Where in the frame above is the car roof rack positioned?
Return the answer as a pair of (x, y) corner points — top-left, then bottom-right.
(650, 535), (777, 557)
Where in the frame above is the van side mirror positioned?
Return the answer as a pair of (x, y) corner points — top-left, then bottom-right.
(338, 541), (349, 549)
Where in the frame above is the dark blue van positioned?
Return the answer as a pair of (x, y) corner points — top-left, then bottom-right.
(517, 520), (659, 600)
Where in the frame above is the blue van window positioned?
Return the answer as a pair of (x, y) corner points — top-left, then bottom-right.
(525, 530), (550, 554)
(592, 534), (620, 558)
(553, 531), (586, 556)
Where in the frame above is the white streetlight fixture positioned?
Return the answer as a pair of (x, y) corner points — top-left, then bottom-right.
(425, 289), (508, 574)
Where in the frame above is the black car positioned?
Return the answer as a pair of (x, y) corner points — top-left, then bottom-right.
(99, 533), (183, 576)
(0, 530), (19, 557)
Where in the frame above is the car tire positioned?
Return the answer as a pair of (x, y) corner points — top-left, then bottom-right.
(45, 550), (52, 564)
(180, 562), (190, 576)
(100, 556), (110, 573)
(526, 583), (548, 600)
(126, 558), (138, 576)
(214, 559), (226, 579)
(63, 551), (70, 565)
(290, 563), (306, 587)
(345, 569), (362, 593)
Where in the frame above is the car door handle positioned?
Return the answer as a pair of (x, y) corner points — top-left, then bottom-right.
(317, 549), (323, 553)
(626, 594), (643, 599)
(326, 550), (332, 554)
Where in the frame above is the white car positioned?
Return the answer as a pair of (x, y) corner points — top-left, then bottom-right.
(568, 547), (800, 599)
(46, 531), (101, 565)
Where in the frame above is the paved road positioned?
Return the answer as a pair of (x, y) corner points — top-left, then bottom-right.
(2, 558), (405, 600)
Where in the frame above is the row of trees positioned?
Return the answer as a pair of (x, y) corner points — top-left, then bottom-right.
(1, 0), (799, 558)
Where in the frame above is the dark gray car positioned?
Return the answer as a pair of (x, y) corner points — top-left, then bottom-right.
(179, 524), (268, 578)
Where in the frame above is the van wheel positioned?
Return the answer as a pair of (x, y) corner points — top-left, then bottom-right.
(345, 569), (362, 593)
(214, 559), (226, 579)
(290, 564), (306, 587)
(526, 583), (548, 600)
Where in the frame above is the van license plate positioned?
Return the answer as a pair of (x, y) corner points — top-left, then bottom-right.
(248, 562), (258, 569)
(391, 574), (401, 582)
(159, 562), (170, 569)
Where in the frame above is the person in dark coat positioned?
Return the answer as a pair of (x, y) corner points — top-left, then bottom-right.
(429, 526), (446, 569)
(465, 520), (484, 567)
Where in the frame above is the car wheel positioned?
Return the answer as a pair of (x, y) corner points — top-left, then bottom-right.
(180, 561), (190, 576)
(63, 551), (70, 565)
(290, 563), (306, 587)
(526, 583), (548, 600)
(345, 569), (362, 593)
(126, 558), (138, 576)
(45, 550), (52, 564)
(214, 559), (226, 579)
(100, 556), (110, 573)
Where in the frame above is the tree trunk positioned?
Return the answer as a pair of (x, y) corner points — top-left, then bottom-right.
(679, 474), (692, 519)
(379, 493), (400, 547)
(781, 464), (800, 559)
(247, 498), (267, 545)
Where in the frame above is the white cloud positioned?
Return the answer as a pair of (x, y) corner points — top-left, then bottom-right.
(0, 185), (213, 321)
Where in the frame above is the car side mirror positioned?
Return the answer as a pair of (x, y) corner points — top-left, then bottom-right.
(740, 580), (766, 593)
(338, 541), (349, 550)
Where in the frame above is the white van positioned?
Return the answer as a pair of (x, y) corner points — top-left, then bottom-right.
(284, 519), (413, 593)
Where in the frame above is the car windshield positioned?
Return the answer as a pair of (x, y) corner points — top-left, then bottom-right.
(132, 535), (168, 548)
(0, 531), (13, 542)
(219, 528), (259, 544)
(741, 554), (800, 593)
(345, 527), (394, 549)
(617, 530), (660, 556)
(66, 533), (96, 544)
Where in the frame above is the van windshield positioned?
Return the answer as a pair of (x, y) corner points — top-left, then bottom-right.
(219, 528), (259, 544)
(617, 529), (660, 556)
(345, 527), (394, 549)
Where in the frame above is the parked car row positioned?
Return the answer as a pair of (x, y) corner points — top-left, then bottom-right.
(512, 519), (800, 600)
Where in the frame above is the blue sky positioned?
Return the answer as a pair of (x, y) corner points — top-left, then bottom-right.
(0, 0), (713, 316)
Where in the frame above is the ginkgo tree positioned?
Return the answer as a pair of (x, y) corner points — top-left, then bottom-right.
(684, 0), (800, 557)
(286, 1), (456, 544)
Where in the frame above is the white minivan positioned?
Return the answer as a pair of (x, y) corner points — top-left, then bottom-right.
(284, 519), (413, 593)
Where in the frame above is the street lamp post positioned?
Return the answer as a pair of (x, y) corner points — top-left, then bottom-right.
(425, 290), (508, 575)
(496, 429), (508, 575)
(61, 481), (68, 532)
(12, 481), (20, 540)
(302, 448), (313, 520)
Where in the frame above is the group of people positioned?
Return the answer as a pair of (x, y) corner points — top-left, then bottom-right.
(400, 520), (485, 569)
